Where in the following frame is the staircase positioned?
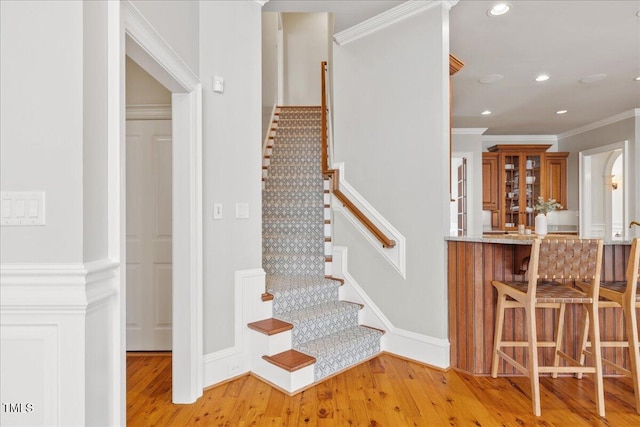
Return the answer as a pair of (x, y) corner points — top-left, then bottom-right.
(248, 106), (383, 392)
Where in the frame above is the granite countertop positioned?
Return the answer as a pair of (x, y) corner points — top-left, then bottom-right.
(445, 234), (633, 245)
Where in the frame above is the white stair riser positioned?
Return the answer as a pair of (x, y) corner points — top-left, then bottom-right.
(248, 329), (292, 356)
(250, 357), (315, 393)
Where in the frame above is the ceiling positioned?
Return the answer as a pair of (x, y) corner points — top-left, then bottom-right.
(265, 0), (640, 136)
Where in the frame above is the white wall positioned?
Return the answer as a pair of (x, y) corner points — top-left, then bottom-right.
(262, 12), (279, 140)
(83, 0), (109, 264)
(200, 1), (263, 354)
(130, 0), (200, 76)
(82, 2), (117, 426)
(126, 56), (172, 105)
(0, 0), (84, 264)
(1, 1), (201, 425)
(332, 5), (450, 339)
(282, 13), (329, 105)
(558, 116), (637, 218)
(452, 130), (484, 237)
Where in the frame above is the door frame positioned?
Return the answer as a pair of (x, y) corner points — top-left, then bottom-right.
(108, 2), (203, 421)
(579, 140), (629, 239)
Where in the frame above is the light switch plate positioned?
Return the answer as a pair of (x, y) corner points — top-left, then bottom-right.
(235, 203), (249, 219)
(1, 191), (45, 226)
(213, 203), (223, 220)
(213, 75), (224, 93)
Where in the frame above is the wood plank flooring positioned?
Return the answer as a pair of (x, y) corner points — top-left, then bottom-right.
(127, 352), (640, 426)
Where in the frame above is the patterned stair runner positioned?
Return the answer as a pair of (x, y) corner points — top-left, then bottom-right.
(262, 106), (383, 381)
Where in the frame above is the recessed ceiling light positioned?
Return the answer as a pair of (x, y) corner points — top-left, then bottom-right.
(579, 74), (607, 83)
(535, 74), (550, 82)
(488, 3), (511, 17)
(478, 74), (504, 84)
(636, 10), (640, 17)
(481, 110), (492, 116)
(556, 110), (568, 115)
(634, 76), (640, 81)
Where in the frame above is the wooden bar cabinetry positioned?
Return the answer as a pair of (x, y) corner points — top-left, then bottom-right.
(447, 238), (633, 376)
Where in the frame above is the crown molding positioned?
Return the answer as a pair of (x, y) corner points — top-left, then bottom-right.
(558, 108), (640, 139)
(334, 1), (446, 47)
(481, 134), (558, 143)
(126, 104), (172, 120)
(252, 0), (269, 6)
(452, 128), (487, 135)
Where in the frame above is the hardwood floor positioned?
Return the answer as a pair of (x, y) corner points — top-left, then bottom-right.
(127, 352), (640, 426)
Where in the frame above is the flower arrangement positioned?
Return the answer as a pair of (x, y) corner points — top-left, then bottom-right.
(533, 196), (562, 215)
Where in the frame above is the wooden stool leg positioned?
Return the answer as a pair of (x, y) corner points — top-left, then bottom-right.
(526, 305), (541, 416)
(587, 302), (605, 417)
(552, 303), (566, 379)
(491, 292), (507, 378)
(623, 301), (640, 414)
(576, 305), (590, 380)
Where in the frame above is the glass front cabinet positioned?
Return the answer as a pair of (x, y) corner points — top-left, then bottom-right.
(487, 144), (567, 231)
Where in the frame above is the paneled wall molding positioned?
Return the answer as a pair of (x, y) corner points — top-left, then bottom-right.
(126, 104), (172, 120)
(334, 1), (448, 46)
(85, 259), (119, 310)
(0, 260), (119, 312)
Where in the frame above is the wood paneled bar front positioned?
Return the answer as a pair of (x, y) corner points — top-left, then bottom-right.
(446, 236), (633, 376)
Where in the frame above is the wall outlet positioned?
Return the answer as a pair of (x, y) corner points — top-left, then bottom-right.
(228, 357), (242, 374)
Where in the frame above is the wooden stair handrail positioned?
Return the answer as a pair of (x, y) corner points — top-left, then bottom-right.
(320, 61), (396, 249)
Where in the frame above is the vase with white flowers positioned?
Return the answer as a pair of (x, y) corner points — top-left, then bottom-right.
(533, 197), (563, 237)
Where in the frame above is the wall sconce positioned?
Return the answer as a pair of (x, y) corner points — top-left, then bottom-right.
(611, 175), (619, 190)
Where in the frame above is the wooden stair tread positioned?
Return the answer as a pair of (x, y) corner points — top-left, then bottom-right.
(248, 318), (293, 336)
(263, 350), (316, 372)
(261, 292), (274, 302)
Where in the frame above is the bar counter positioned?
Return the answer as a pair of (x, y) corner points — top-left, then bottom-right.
(446, 235), (633, 376)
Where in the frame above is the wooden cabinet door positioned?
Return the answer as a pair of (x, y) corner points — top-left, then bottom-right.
(545, 152), (568, 209)
(482, 153), (499, 210)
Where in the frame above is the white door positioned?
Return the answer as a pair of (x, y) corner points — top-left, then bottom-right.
(126, 120), (172, 351)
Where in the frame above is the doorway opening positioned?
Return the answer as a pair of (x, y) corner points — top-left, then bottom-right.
(109, 4), (204, 419)
(125, 56), (173, 352)
(579, 140), (628, 240)
(450, 156), (467, 236)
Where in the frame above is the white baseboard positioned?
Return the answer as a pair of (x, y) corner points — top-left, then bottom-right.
(203, 349), (247, 387)
(203, 247), (452, 392)
(203, 268), (267, 389)
(332, 246), (450, 369)
(382, 328), (449, 369)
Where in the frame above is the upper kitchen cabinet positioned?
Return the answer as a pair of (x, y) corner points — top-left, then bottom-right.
(545, 152), (569, 209)
(482, 152), (499, 211)
(485, 145), (568, 231)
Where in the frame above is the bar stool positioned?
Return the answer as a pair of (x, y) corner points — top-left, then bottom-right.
(491, 238), (605, 416)
(576, 237), (640, 414)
